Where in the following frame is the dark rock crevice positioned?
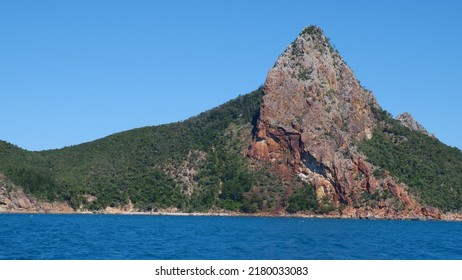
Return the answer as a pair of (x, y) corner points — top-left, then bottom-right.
(301, 151), (326, 176)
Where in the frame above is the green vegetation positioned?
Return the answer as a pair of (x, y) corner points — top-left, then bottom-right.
(301, 25), (322, 37)
(0, 88), (317, 213)
(286, 182), (318, 213)
(359, 107), (462, 212)
(297, 67), (313, 81)
(0, 88), (263, 210)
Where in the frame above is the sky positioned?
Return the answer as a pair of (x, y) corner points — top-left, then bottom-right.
(1, 0), (461, 151)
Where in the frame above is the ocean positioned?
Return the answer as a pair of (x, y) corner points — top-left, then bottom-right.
(0, 214), (461, 260)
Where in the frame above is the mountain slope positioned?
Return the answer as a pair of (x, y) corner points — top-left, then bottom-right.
(1, 26), (462, 219)
(359, 107), (462, 212)
(2, 88), (298, 213)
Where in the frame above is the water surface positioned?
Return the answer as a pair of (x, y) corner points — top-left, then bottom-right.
(0, 214), (461, 259)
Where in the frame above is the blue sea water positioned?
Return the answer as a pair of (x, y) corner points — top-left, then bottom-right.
(0, 214), (461, 260)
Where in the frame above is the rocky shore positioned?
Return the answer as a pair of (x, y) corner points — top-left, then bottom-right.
(2, 176), (461, 221)
(2, 193), (462, 222)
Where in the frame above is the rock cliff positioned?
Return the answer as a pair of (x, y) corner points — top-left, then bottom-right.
(0, 174), (73, 213)
(396, 112), (433, 137)
(250, 26), (431, 218)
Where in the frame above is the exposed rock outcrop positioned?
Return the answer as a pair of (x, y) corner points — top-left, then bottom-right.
(421, 206), (442, 219)
(0, 174), (73, 213)
(250, 26), (424, 218)
(396, 112), (433, 137)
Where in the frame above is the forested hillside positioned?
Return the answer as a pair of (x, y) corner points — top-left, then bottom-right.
(0, 88), (316, 213)
(359, 107), (462, 212)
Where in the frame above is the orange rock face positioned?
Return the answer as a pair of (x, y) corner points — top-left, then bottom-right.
(250, 26), (423, 218)
(249, 140), (269, 159)
(421, 206), (442, 219)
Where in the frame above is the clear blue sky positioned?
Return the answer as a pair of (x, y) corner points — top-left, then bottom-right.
(1, 0), (461, 151)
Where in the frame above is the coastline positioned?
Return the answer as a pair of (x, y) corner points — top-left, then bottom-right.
(2, 186), (461, 222)
(2, 207), (462, 222)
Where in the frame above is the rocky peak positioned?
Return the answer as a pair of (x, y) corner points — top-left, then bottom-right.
(263, 26), (378, 142)
(250, 26), (420, 215)
(396, 112), (433, 137)
(252, 26), (378, 167)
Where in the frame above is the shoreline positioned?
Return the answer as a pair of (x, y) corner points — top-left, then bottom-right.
(2, 208), (462, 222)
